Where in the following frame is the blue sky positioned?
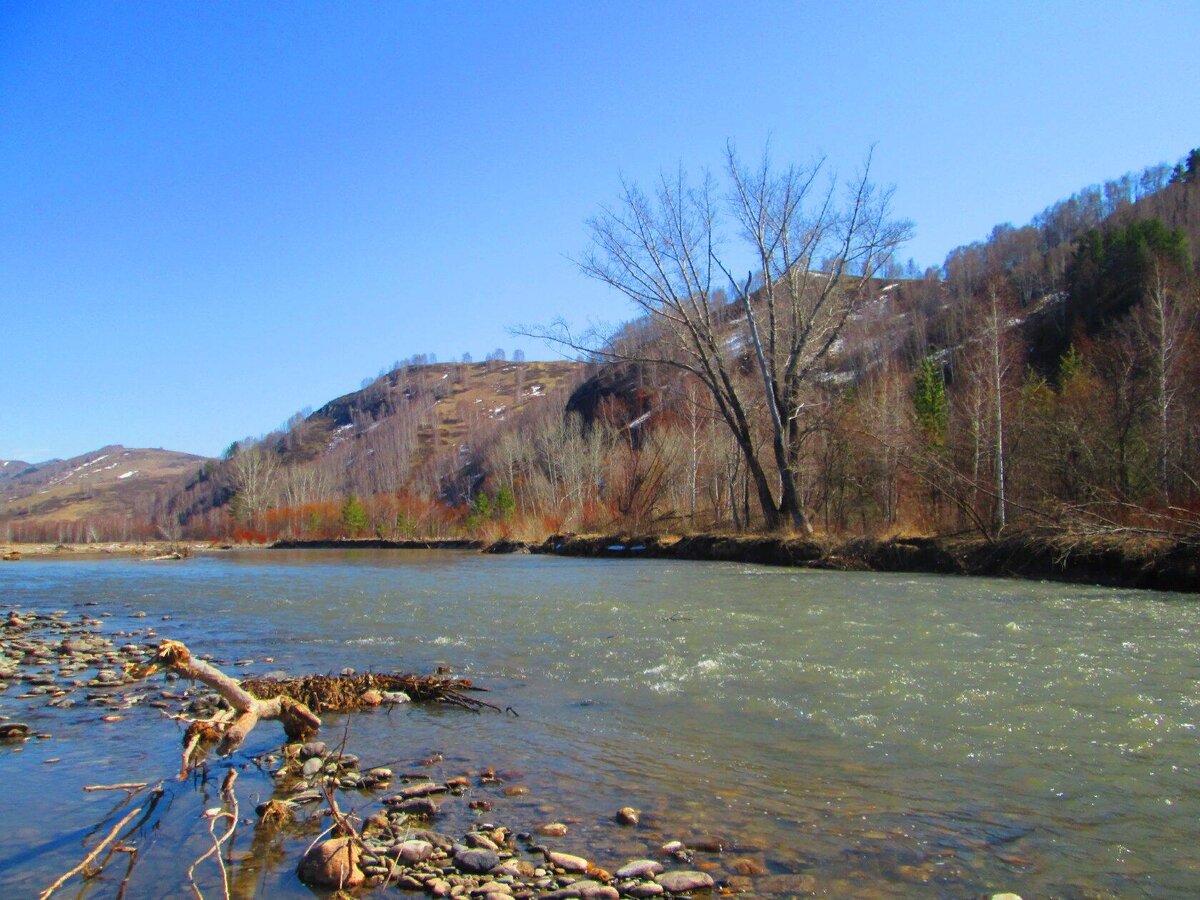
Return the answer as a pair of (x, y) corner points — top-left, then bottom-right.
(1, 1), (1196, 462)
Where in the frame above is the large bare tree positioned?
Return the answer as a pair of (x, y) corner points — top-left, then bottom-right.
(545, 144), (911, 532)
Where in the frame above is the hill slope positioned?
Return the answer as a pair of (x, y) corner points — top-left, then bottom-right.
(0, 445), (210, 538)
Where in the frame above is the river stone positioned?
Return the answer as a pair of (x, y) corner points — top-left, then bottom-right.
(299, 741), (328, 759)
(473, 882), (512, 895)
(298, 837), (364, 888)
(729, 857), (768, 877)
(1, 722), (31, 740)
(496, 859), (536, 878)
(455, 847), (500, 874)
(752, 875), (816, 894)
(626, 884), (664, 898)
(574, 881), (620, 900)
(302, 756), (324, 777)
(615, 807), (640, 826)
(393, 839), (435, 863)
(656, 871), (714, 893)
(399, 781), (445, 799)
(616, 860), (664, 879)
(538, 823), (569, 837)
(991, 895), (1023, 900)
(466, 833), (500, 851)
(385, 796), (440, 816)
(413, 830), (456, 852)
(546, 851), (590, 873)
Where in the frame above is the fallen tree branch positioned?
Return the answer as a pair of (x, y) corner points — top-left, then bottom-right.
(132, 640), (322, 759)
(39, 805), (143, 900)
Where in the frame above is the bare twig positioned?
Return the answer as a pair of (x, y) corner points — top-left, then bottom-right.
(83, 782), (148, 793)
(115, 845), (138, 900)
(187, 770), (239, 900)
(39, 805), (143, 900)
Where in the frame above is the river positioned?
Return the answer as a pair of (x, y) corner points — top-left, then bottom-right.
(2, 550), (1197, 897)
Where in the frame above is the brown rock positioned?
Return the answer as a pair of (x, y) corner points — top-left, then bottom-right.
(729, 858), (768, 877)
(538, 823), (569, 837)
(896, 864), (931, 884)
(616, 806), (640, 826)
(298, 837), (364, 888)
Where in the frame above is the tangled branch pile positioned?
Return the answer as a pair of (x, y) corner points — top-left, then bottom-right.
(242, 672), (500, 713)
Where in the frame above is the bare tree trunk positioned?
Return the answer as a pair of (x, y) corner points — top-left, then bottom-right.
(989, 289), (1007, 532)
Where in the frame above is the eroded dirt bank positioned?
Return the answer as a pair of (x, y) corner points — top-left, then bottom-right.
(526, 532), (1200, 594)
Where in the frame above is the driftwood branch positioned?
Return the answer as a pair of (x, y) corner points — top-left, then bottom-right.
(39, 805), (143, 900)
(133, 640), (322, 759)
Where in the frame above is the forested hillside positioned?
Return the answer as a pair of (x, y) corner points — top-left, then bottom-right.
(172, 146), (1200, 545)
(14, 148), (1197, 547)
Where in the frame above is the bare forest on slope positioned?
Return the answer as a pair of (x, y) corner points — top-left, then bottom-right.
(7, 147), (1199, 548)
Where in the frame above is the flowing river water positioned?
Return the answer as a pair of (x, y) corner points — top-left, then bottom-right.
(2, 550), (1198, 897)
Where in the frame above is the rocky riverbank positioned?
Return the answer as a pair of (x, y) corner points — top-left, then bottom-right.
(525, 531), (1200, 593)
(0, 606), (834, 897)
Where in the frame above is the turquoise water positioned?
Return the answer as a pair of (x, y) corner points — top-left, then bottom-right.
(2, 550), (1198, 897)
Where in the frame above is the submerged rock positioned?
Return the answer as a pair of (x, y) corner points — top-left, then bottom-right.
(615, 807), (640, 826)
(0, 722), (31, 740)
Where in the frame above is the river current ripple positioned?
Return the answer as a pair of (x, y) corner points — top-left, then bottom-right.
(2, 550), (1198, 897)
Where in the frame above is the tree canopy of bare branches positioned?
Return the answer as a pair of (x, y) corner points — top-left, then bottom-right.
(538, 143), (911, 531)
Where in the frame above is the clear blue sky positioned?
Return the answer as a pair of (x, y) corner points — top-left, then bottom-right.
(1, 1), (1195, 462)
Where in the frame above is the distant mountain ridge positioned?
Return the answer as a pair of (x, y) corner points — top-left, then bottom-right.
(0, 459), (34, 482)
(0, 445), (210, 540)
